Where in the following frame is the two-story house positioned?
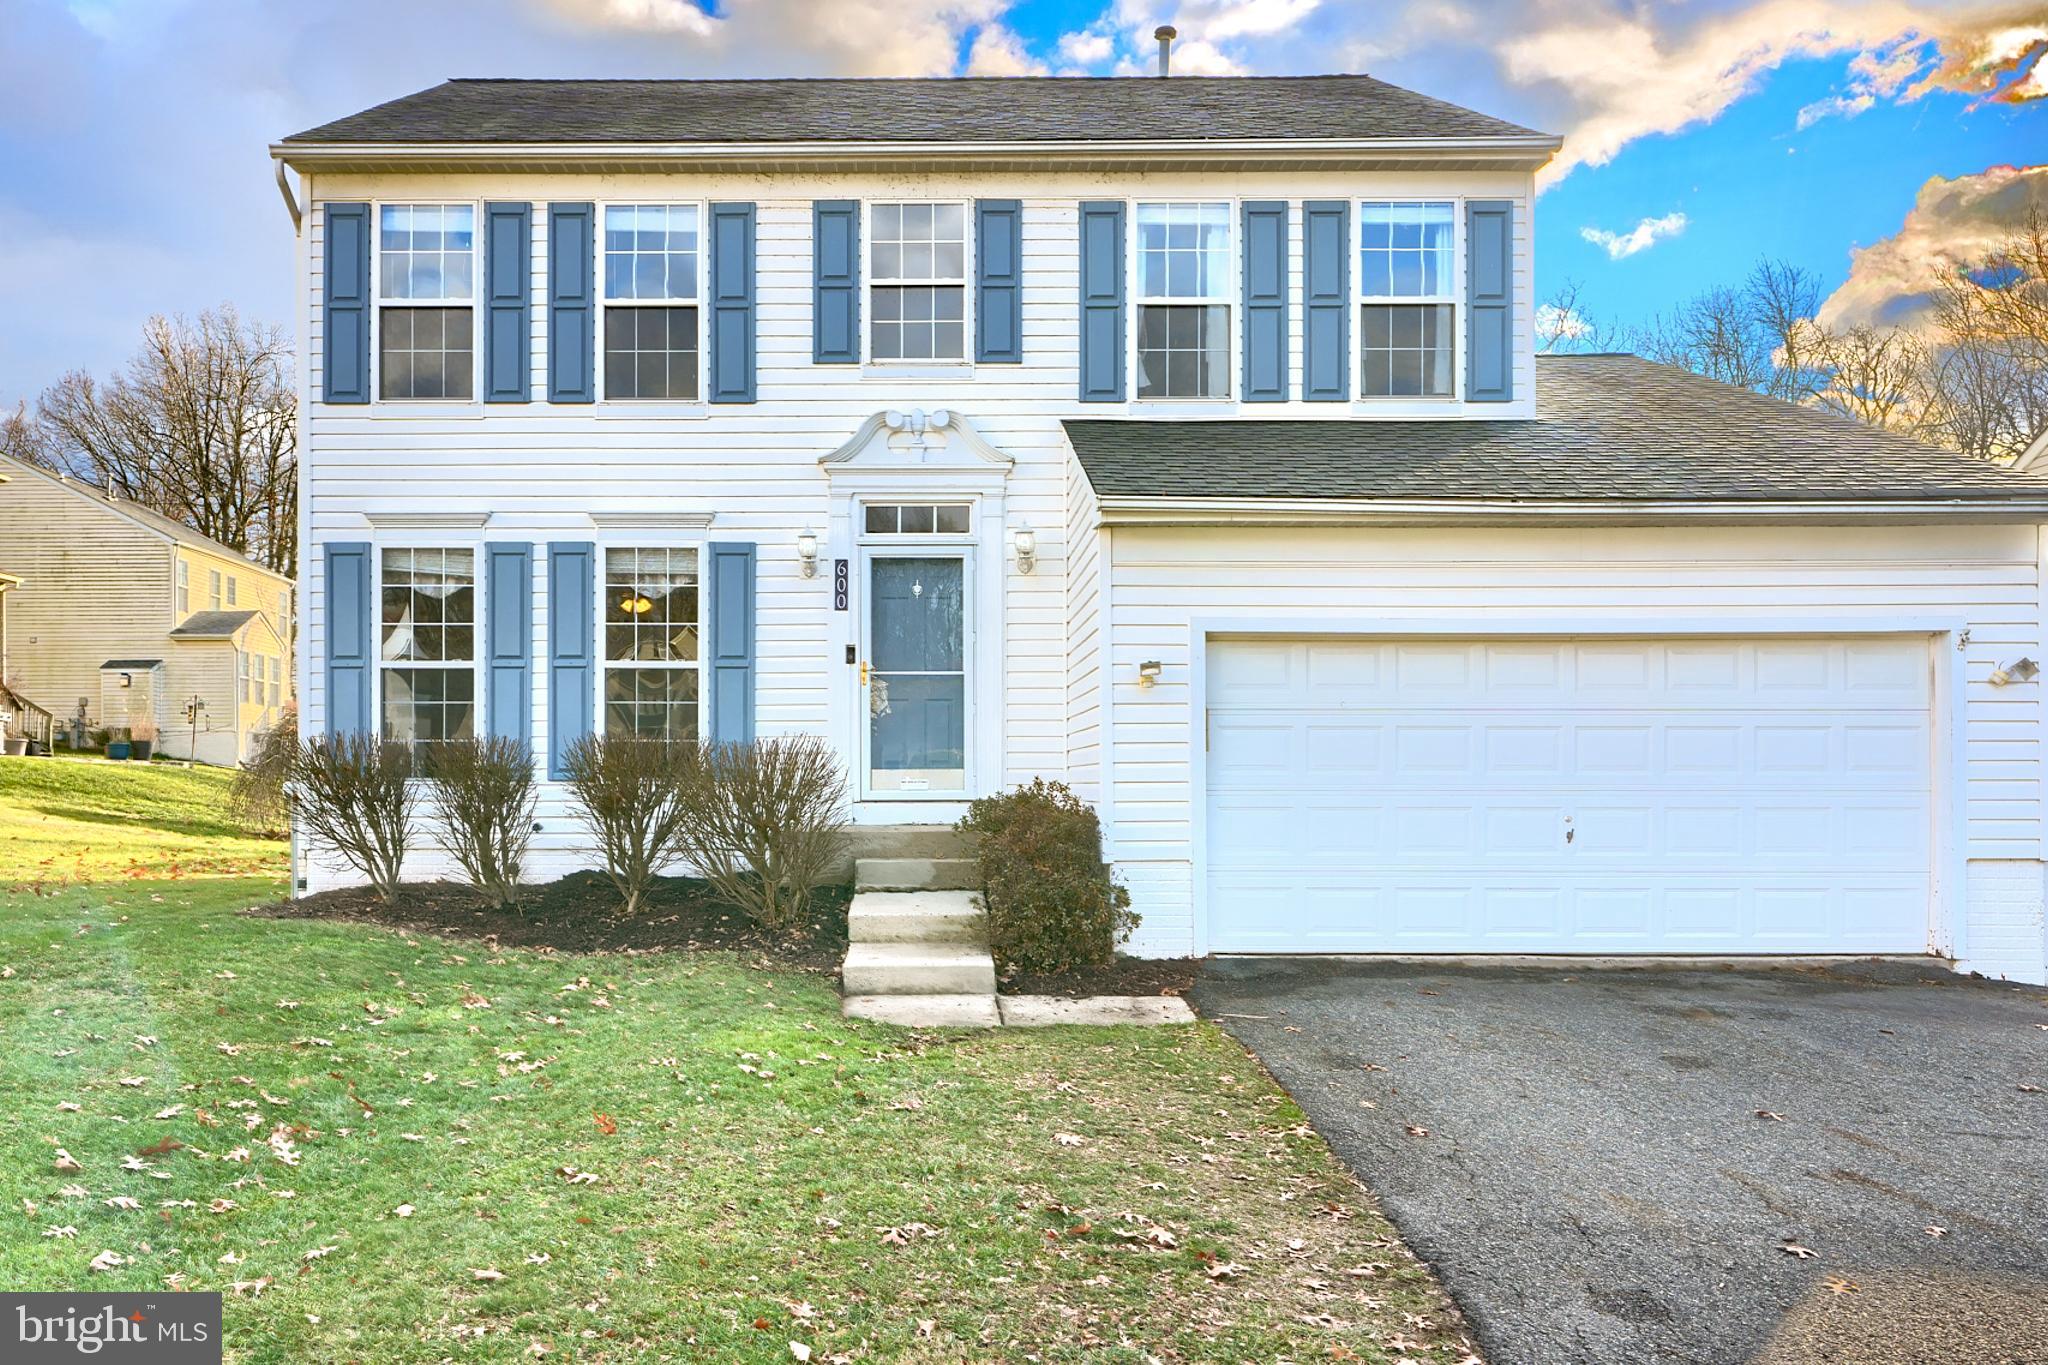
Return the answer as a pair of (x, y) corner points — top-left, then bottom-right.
(275, 72), (2048, 983)
(0, 452), (293, 764)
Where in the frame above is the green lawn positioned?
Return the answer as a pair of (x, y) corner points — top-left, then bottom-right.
(0, 760), (1472, 1363)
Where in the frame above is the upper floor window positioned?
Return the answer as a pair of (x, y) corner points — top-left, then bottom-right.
(1360, 201), (1456, 399)
(176, 562), (189, 615)
(208, 570), (223, 611)
(869, 203), (966, 362)
(1135, 202), (1231, 400)
(378, 204), (475, 401)
(379, 547), (476, 753)
(226, 577), (238, 607)
(603, 547), (700, 740)
(602, 204), (700, 401)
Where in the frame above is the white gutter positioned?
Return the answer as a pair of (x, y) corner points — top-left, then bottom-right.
(271, 133), (1562, 169)
(1094, 495), (2048, 526)
(272, 157), (302, 230)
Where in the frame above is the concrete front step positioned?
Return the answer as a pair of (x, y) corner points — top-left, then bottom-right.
(848, 889), (985, 945)
(855, 856), (978, 892)
(842, 993), (1000, 1027)
(842, 942), (997, 996)
(846, 824), (977, 861)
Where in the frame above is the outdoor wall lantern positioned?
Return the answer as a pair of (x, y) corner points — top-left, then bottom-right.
(118, 673), (132, 689)
(1138, 660), (1163, 688)
(1990, 657), (2040, 687)
(797, 527), (819, 579)
(1012, 522), (1037, 575)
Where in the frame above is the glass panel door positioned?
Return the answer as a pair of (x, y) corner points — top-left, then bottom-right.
(866, 555), (966, 793)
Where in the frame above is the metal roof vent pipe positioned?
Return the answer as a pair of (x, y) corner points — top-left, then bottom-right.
(1154, 25), (1177, 77)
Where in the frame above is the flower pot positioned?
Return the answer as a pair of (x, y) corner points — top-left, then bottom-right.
(132, 740), (154, 761)
(106, 741), (131, 761)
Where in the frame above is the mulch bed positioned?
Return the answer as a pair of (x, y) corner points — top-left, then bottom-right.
(1001, 955), (1201, 999)
(251, 871), (850, 973)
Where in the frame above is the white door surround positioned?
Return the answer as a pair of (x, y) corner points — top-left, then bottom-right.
(821, 410), (1013, 824)
(1185, 616), (1969, 962)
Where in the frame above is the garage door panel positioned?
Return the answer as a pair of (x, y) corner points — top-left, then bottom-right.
(1206, 635), (1933, 955)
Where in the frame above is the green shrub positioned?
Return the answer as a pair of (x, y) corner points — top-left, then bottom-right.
(423, 735), (539, 912)
(288, 732), (416, 901)
(958, 778), (1133, 975)
(560, 735), (691, 915)
(673, 735), (848, 934)
(229, 702), (297, 833)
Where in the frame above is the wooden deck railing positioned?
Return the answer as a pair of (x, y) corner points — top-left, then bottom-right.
(0, 684), (54, 752)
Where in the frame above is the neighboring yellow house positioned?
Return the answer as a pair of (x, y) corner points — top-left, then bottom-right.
(0, 452), (293, 764)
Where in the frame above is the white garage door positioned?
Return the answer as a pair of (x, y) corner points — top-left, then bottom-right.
(1205, 636), (1933, 955)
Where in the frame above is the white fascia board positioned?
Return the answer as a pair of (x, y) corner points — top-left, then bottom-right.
(1092, 495), (2048, 526)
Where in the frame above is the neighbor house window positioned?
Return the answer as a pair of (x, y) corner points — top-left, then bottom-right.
(176, 562), (189, 615)
(378, 203), (476, 400)
(379, 547), (476, 752)
(869, 202), (966, 361)
(225, 577), (238, 607)
(1135, 201), (1232, 399)
(1360, 201), (1456, 398)
(237, 654), (250, 704)
(602, 204), (700, 400)
(603, 547), (699, 740)
(209, 570), (223, 611)
(268, 657), (282, 707)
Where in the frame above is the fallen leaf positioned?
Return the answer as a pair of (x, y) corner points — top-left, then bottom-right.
(43, 1226), (77, 1239)
(1405, 1124), (1431, 1138)
(56, 1101), (81, 1113)
(1823, 1276), (1860, 1294)
(470, 1268), (505, 1282)
(1053, 1133), (1085, 1148)
(303, 1245), (338, 1262)
(52, 1149), (82, 1173)
(1780, 1241), (1818, 1259)
(102, 1197), (141, 1211)
(88, 1249), (125, 1272)
(394, 1204), (415, 1219)
(789, 1345), (812, 1362)
(1925, 1225), (1948, 1238)
(1204, 1261), (1244, 1279)
(2020, 1084), (2042, 1094)
(1755, 1110), (1785, 1122)
(593, 1113), (617, 1136)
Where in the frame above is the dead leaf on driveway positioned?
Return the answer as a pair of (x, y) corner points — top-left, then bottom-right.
(1755, 1110), (1785, 1122)
(1822, 1276), (1859, 1294)
(1405, 1124), (1430, 1138)
(1780, 1241), (1818, 1259)
(1925, 1225), (1948, 1238)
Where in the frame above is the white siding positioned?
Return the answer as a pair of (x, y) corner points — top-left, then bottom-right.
(1101, 522), (2048, 981)
(1064, 459), (1103, 802)
(302, 169), (1537, 887)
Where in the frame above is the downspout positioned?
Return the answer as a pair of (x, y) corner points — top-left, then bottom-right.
(273, 157), (302, 231)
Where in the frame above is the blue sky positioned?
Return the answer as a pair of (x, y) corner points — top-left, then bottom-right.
(0, 0), (2042, 404)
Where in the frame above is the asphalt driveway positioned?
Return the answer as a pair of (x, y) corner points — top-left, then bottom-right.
(1192, 959), (2048, 1365)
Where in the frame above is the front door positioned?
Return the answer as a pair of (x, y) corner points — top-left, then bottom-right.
(863, 554), (968, 795)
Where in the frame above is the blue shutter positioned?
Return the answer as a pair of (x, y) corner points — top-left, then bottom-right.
(547, 543), (594, 779)
(483, 202), (532, 403)
(1077, 201), (1125, 402)
(485, 543), (533, 747)
(322, 203), (371, 404)
(547, 203), (594, 403)
(1241, 200), (1288, 402)
(707, 543), (756, 745)
(324, 542), (372, 735)
(1302, 201), (1350, 402)
(709, 203), (756, 403)
(1466, 200), (1515, 403)
(812, 200), (859, 364)
(976, 199), (1023, 364)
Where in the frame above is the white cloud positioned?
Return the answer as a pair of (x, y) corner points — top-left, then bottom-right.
(535, 0), (1011, 76)
(964, 24), (1045, 77)
(1535, 302), (1592, 344)
(1795, 91), (1876, 129)
(1818, 163), (2048, 331)
(1058, 30), (1115, 65)
(1579, 212), (1688, 260)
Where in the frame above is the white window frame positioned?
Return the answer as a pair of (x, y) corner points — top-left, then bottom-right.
(1128, 198), (1239, 405)
(862, 200), (973, 367)
(595, 200), (709, 406)
(371, 542), (484, 753)
(176, 561), (189, 615)
(369, 199), (483, 406)
(208, 570), (223, 612)
(1355, 197), (1463, 403)
(226, 576), (238, 607)
(595, 539), (707, 743)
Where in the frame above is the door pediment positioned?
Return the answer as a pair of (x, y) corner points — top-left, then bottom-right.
(820, 409), (1014, 475)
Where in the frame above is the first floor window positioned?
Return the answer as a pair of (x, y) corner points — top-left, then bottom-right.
(1135, 201), (1232, 399)
(603, 547), (700, 740)
(1362, 303), (1455, 397)
(379, 547), (476, 752)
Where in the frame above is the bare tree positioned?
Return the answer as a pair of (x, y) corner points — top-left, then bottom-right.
(1919, 211), (2048, 463)
(29, 308), (297, 576)
(1629, 260), (1827, 404)
(1809, 325), (1932, 433)
(1536, 278), (1624, 354)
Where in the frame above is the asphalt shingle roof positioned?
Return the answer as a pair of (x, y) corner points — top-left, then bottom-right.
(170, 610), (261, 640)
(101, 659), (163, 670)
(282, 75), (1546, 146)
(1065, 354), (2048, 504)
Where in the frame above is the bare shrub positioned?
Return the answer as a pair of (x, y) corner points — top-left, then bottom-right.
(958, 779), (1134, 976)
(423, 736), (538, 911)
(230, 702), (297, 832)
(673, 736), (849, 934)
(288, 733), (416, 900)
(561, 736), (691, 915)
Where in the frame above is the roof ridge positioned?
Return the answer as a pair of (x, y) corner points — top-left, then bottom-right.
(440, 73), (1391, 85)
